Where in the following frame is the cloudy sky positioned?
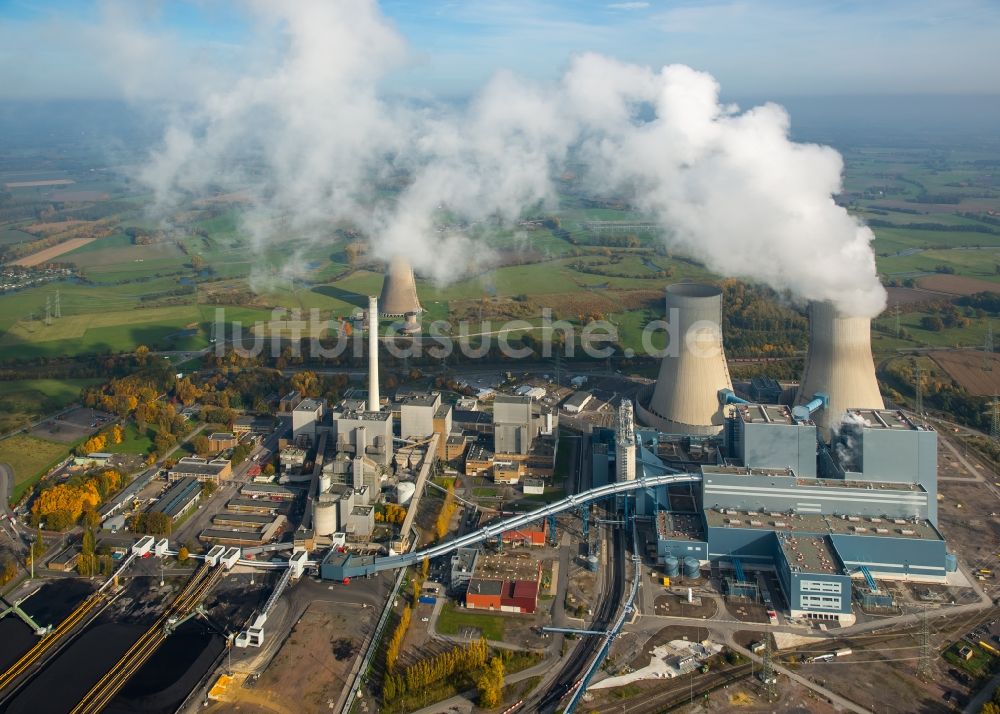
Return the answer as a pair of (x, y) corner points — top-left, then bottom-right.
(1, 0), (998, 100)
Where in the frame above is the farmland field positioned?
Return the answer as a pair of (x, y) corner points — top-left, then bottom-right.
(915, 274), (1000, 295)
(929, 351), (1000, 396)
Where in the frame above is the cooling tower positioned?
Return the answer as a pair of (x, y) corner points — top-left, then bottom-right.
(378, 256), (422, 332)
(795, 301), (884, 436)
(637, 283), (732, 435)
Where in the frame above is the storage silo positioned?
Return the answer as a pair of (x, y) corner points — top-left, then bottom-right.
(637, 283), (732, 435)
(314, 500), (338, 537)
(683, 556), (701, 580)
(664, 555), (680, 578)
(397, 481), (416, 506)
(586, 554), (599, 572)
(945, 553), (958, 572)
(319, 473), (332, 495)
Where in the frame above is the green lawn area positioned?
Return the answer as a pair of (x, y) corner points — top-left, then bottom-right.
(943, 642), (994, 678)
(435, 601), (506, 641)
(0, 434), (73, 505)
(113, 422), (155, 455)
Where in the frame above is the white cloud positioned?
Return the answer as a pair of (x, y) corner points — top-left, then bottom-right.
(608, 2), (650, 9)
(124, 2), (886, 316)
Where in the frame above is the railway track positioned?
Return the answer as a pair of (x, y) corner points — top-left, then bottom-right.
(71, 564), (223, 714)
(528, 524), (626, 713)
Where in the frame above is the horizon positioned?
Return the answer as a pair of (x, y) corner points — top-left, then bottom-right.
(0, 0), (998, 101)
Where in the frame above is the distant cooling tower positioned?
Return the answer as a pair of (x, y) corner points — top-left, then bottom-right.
(795, 301), (884, 436)
(637, 283), (732, 435)
(378, 256), (422, 333)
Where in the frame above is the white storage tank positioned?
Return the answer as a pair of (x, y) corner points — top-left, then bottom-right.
(319, 472), (332, 495)
(397, 482), (416, 506)
(315, 500), (338, 536)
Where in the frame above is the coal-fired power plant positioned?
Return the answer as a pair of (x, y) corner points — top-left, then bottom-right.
(795, 301), (885, 435)
(637, 283), (733, 435)
(378, 256), (423, 333)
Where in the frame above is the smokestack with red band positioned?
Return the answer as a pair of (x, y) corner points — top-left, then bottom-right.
(795, 301), (884, 437)
(368, 295), (380, 412)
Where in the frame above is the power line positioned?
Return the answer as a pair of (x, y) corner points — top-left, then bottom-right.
(917, 607), (933, 681)
(761, 635), (777, 700)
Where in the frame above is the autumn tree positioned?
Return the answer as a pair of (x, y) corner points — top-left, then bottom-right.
(192, 435), (211, 456)
(177, 545), (190, 563)
(477, 656), (505, 708)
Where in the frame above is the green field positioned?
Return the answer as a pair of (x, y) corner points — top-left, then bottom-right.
(0, 378), (100, 434)
(112, 422), (155, 455)
(0, 434), (73, 504)
(1, 137), (1000, 370)
(435, 601), (506, 641)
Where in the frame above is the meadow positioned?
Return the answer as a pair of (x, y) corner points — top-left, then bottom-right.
(0, 139), (998, 372)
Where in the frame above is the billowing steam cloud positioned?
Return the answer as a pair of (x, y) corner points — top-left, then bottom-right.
(135, 0), (886, 317)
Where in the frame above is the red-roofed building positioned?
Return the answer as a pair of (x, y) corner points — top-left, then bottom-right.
(501, 520), (546, 547)
(501, 579), (539, 614)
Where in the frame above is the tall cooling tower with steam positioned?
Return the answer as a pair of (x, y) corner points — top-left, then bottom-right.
(795, 301), (884, 435)
(379, 256), (423, 332)
(637, 283), (732, 435)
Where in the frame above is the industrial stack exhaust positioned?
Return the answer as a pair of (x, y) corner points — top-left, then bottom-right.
(378, 255), (423, 333)
(795, 301), (884, 436)
(637, 282), (733, 435)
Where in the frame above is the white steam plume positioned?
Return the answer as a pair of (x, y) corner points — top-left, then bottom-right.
(130, 0), (885, 317)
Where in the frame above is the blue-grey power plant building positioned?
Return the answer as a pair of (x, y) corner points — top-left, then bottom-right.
(600, 283), (952, 625)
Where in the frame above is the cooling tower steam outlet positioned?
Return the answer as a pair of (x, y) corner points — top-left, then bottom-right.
(637, 283), (732, 435)
(795, 301), (884, 436)
(379, 256), (422, 333)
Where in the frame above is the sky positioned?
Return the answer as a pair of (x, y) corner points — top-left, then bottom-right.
(0, 0), (998, 100)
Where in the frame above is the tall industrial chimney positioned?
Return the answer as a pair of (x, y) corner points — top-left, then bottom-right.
(379, 256), (423, 333)
(615, 400), (636, 482)
(795, 301), (884, 436)
(368, 295), (380, 412)
(637, 283), (732, 435)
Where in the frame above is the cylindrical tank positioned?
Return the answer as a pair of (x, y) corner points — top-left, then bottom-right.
(586, 555), (599, 572)
(319, 473), (332, 494)
(945, 552), (958, 572)
(639, 283), (732, 435)
(397, 481), (416, 506)
(796, 301), (884, 436)
(664, 555), (680, 578)
(314, 500), (338, 537)
(683, 556), (700, 580)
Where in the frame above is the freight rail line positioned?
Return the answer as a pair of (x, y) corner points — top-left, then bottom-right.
(71, 564), (224, 714)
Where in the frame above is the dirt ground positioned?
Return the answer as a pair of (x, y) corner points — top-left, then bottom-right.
(238, 600), (377, 713)
(29, 407), (113, 444)
(886, 286), (950, 306)
(916, 273), (1000, 295)
(726, 600), (771, 624)
(651, 591), (718, 620)
(929, 350), (1000, 396)
(13, 237), (100, 266)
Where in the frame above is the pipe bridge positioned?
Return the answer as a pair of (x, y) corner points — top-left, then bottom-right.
(329, 472), (701, 578)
